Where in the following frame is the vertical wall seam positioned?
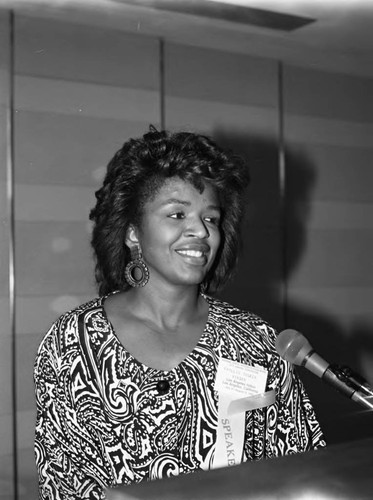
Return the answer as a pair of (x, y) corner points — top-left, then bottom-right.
(159, 38), (165, 130)
(7, 10), (18, 500)
(278, 61), (288, 330)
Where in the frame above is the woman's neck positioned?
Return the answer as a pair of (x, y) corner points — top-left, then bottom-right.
(125, 284), (205, 332)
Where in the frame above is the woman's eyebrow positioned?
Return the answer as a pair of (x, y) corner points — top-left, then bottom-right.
(161, 198), (221, 212)
(161, 198), (191, 206)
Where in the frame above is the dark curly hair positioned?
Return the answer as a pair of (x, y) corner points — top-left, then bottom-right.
(90, 127), (250, 295)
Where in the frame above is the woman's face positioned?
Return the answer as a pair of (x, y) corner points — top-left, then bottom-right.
(128, 177), (221, 289)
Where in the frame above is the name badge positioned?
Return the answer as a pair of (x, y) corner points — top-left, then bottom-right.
(215, 358), (268, 396)
(213, 358), (273, 469)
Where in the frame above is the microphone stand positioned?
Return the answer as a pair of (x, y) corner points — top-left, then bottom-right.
(338, 365), (373, 397)
(327, 364), (373, 410)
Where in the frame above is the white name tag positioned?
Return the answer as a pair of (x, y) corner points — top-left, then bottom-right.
(215, 358), (268, 396)
(213, 358), (269, 469)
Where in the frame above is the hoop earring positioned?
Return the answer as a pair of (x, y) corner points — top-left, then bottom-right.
(125, 246), (149, 288)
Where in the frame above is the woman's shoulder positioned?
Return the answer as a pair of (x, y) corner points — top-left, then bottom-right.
(37, 296), (106, 353)
(205, 294), (277, 342)
(54, 295), (104, 327)
(205, 294), (271, 324)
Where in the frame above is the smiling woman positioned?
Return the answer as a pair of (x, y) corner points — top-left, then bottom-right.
(34, 127), (325, 500)
(89, 126), (249, 296)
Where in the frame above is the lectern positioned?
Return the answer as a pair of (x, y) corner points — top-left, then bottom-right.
(107, 438), (373, 499)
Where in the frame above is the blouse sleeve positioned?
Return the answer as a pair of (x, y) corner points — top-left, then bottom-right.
(34, 321), (107, 500)
(269, 333), (326, 456)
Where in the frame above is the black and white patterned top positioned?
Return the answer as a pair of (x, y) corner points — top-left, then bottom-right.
(34, 294), (325, 499)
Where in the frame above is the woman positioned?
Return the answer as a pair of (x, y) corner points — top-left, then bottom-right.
(34, 128), (325, 500)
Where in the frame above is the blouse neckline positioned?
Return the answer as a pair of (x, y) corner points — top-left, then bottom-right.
(97, 292), (213, 374)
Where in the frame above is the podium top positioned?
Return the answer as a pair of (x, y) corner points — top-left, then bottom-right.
(109, 437), (373, 500)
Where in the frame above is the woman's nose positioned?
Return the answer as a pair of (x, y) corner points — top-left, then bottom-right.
(185, 217), (209, 238)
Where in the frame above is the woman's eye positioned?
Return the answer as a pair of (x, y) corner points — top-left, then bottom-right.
(205, 216), (220, 225)
(169, 212), (185, 219)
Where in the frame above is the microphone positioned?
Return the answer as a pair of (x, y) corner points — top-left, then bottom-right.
(276, 329), (373, 410)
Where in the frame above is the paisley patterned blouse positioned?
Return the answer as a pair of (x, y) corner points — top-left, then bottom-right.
(34, 294), (325, 499)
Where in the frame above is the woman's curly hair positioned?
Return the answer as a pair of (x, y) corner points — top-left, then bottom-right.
(90, 127), (250, 295)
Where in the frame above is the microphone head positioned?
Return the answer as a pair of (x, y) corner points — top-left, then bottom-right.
(275, 329), (313, 366)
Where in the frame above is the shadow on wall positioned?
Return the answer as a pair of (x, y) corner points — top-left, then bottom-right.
(213, 129), (373, 446)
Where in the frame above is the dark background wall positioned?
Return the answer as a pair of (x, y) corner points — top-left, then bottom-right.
(1, 10), (373, 500)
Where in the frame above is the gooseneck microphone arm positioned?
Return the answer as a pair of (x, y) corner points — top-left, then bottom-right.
(337, 365), (373, 398)
(275, 329), (373, 410)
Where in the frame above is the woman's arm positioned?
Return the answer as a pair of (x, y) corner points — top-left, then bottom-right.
(34, 325), (106, 500)
(273, 352), (326, 454)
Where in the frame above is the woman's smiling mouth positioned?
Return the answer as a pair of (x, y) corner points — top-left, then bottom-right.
(177, 249), (204, 258)
(175, 245), (210, 263)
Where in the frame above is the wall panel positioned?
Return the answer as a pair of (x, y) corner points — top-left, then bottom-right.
(14, 14), (160, 498)
(284, 67), (373, 123)
(15, 16), (160, 89)
(283, 64), (373, 444)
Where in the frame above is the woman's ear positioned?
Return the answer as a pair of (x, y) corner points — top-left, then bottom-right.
(125, 225), (139, 249)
